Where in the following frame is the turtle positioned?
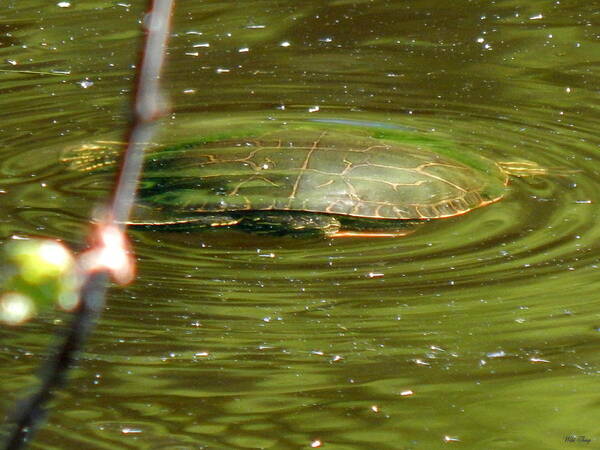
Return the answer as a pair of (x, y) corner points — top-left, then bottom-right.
(65, 128), (544, 237)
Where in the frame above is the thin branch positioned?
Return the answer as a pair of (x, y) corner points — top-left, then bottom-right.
(112, 0), (174, 225)
(3, 1), (174, 448)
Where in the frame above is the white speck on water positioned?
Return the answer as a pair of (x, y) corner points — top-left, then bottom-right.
(57, 1), (71, 7)
(78, 79), (93, 88)
(476, 37), (484, 43)
(318, 37), (333, 43)
(308, 105), (320, 113)
(121, 428), (142, 434)
(193, 43), (210, 48)
(186, 30), (203, 35)
(400, 390), (414, 396)
(238, 47), (249, 52)
(565, 87), (571, 93)
(280, 41), (291, 47)
(6, 59), (17, 65)
(367, 272), (384, 278)
(487, 350), (506, 358)
(529, 13), (543, 20)
(246, 24), (266, 29)
(183, 89), (196, 94)
(530, 357), (550, 363)
(216, 68), (230, 73)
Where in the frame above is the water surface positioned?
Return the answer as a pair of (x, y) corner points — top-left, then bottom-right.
(1, 1), (599, 449)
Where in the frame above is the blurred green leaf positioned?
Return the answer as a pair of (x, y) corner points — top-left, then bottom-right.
(1, 238), (79, 325)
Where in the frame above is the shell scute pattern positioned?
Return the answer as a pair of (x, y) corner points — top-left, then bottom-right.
(138, 130), (508, 220)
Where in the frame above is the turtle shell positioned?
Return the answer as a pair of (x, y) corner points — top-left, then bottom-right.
(137, 130), (509, 220)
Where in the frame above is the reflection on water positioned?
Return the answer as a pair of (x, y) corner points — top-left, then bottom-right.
(1, 0), (599, 448)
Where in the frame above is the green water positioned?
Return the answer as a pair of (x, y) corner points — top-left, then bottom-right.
(1, 1), (599, 449)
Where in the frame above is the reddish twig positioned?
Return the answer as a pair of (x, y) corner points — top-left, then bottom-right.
(3, 1), (174, 448)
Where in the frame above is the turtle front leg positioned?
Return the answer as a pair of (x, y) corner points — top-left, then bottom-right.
(241, 213), (341, 236)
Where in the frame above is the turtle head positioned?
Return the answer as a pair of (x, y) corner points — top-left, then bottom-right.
(61, 141), (124, 173)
